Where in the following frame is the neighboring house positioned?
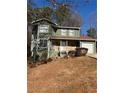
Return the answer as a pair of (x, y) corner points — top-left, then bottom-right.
(31, 18), (96, 60)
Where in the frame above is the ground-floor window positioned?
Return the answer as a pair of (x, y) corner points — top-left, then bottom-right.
(68, 41), (75, 46)
(52, 40), (60, 46)
(61, 40), (66, 46)
(68, 40), (80, 47)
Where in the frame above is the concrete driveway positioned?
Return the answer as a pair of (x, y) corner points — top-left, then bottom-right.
(87, 54), (97, 59)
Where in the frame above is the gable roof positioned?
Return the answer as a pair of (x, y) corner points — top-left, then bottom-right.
(31, 18), (57, 25)
(32, 18), (80, 29)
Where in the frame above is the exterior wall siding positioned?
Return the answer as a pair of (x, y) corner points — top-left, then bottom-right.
(52, 29), (80, 37)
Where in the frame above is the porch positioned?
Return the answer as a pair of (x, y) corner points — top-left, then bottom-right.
(50, 39), (80, 57)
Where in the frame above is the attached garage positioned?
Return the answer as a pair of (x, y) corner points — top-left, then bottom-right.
(80, 40), (96, 54)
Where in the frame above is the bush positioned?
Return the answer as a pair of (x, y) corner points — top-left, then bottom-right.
(59, 51), (68, 57)
(75, 47), (88, 56)
(40, 50), (48, 61)
(68, 50), (76, 57)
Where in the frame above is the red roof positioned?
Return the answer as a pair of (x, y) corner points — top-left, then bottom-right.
(80, 35), (93, 39)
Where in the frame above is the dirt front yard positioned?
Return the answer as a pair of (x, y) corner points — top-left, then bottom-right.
(27, 56), (97, 93)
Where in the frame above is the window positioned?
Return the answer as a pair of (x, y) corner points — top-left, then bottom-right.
(39, 25), (49, 33)
(61, 40), (66, 46)
(61, 29), (67, 36)
(38, 39), (47, 48)
(52, 40), (60, 46)
(69, 30), (75, 36)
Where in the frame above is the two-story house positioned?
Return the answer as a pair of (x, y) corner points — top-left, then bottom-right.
(31, 18), (96, 60)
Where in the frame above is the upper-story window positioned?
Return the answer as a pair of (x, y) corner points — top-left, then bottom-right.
(61, 29), (67, 36)
(39, 25), (49, 33)
(38, 39), (47, 48)
(69, 30), (75, 36)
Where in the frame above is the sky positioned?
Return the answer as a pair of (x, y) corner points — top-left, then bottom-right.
(31, 0), (97, 35)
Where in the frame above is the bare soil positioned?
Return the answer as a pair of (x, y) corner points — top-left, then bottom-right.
(27, 56), (97, 93)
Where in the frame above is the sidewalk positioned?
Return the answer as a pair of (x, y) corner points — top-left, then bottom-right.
(87, 53), (97, 59)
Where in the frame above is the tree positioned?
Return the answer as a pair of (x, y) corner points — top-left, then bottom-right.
(87, 27), (97, 39)
(27, 0), (36, 23)
(54, 4), (71, 25)
(32, 7), (53, 20)
(88, 11), (97, 38)
(45, 0), (90, 26)
(27, 0), (90, 26)
(27, 0), (37, 57)
(27, 0), (53, 22)
(61, 12), (83, 27)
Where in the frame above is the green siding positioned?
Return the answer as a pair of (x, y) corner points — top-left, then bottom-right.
(56, 29), (61, 36)
(49, 25), (54, 35)
(52, 28), (80, 37)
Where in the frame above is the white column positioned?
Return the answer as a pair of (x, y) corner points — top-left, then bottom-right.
(66, 40), (68, 54)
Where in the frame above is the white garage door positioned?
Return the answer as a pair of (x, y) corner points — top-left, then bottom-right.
(81, 43), (94, 54)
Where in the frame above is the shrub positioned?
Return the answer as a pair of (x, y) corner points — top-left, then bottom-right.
(68, 50), (76, 57)
(75, 47), (88, 56)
